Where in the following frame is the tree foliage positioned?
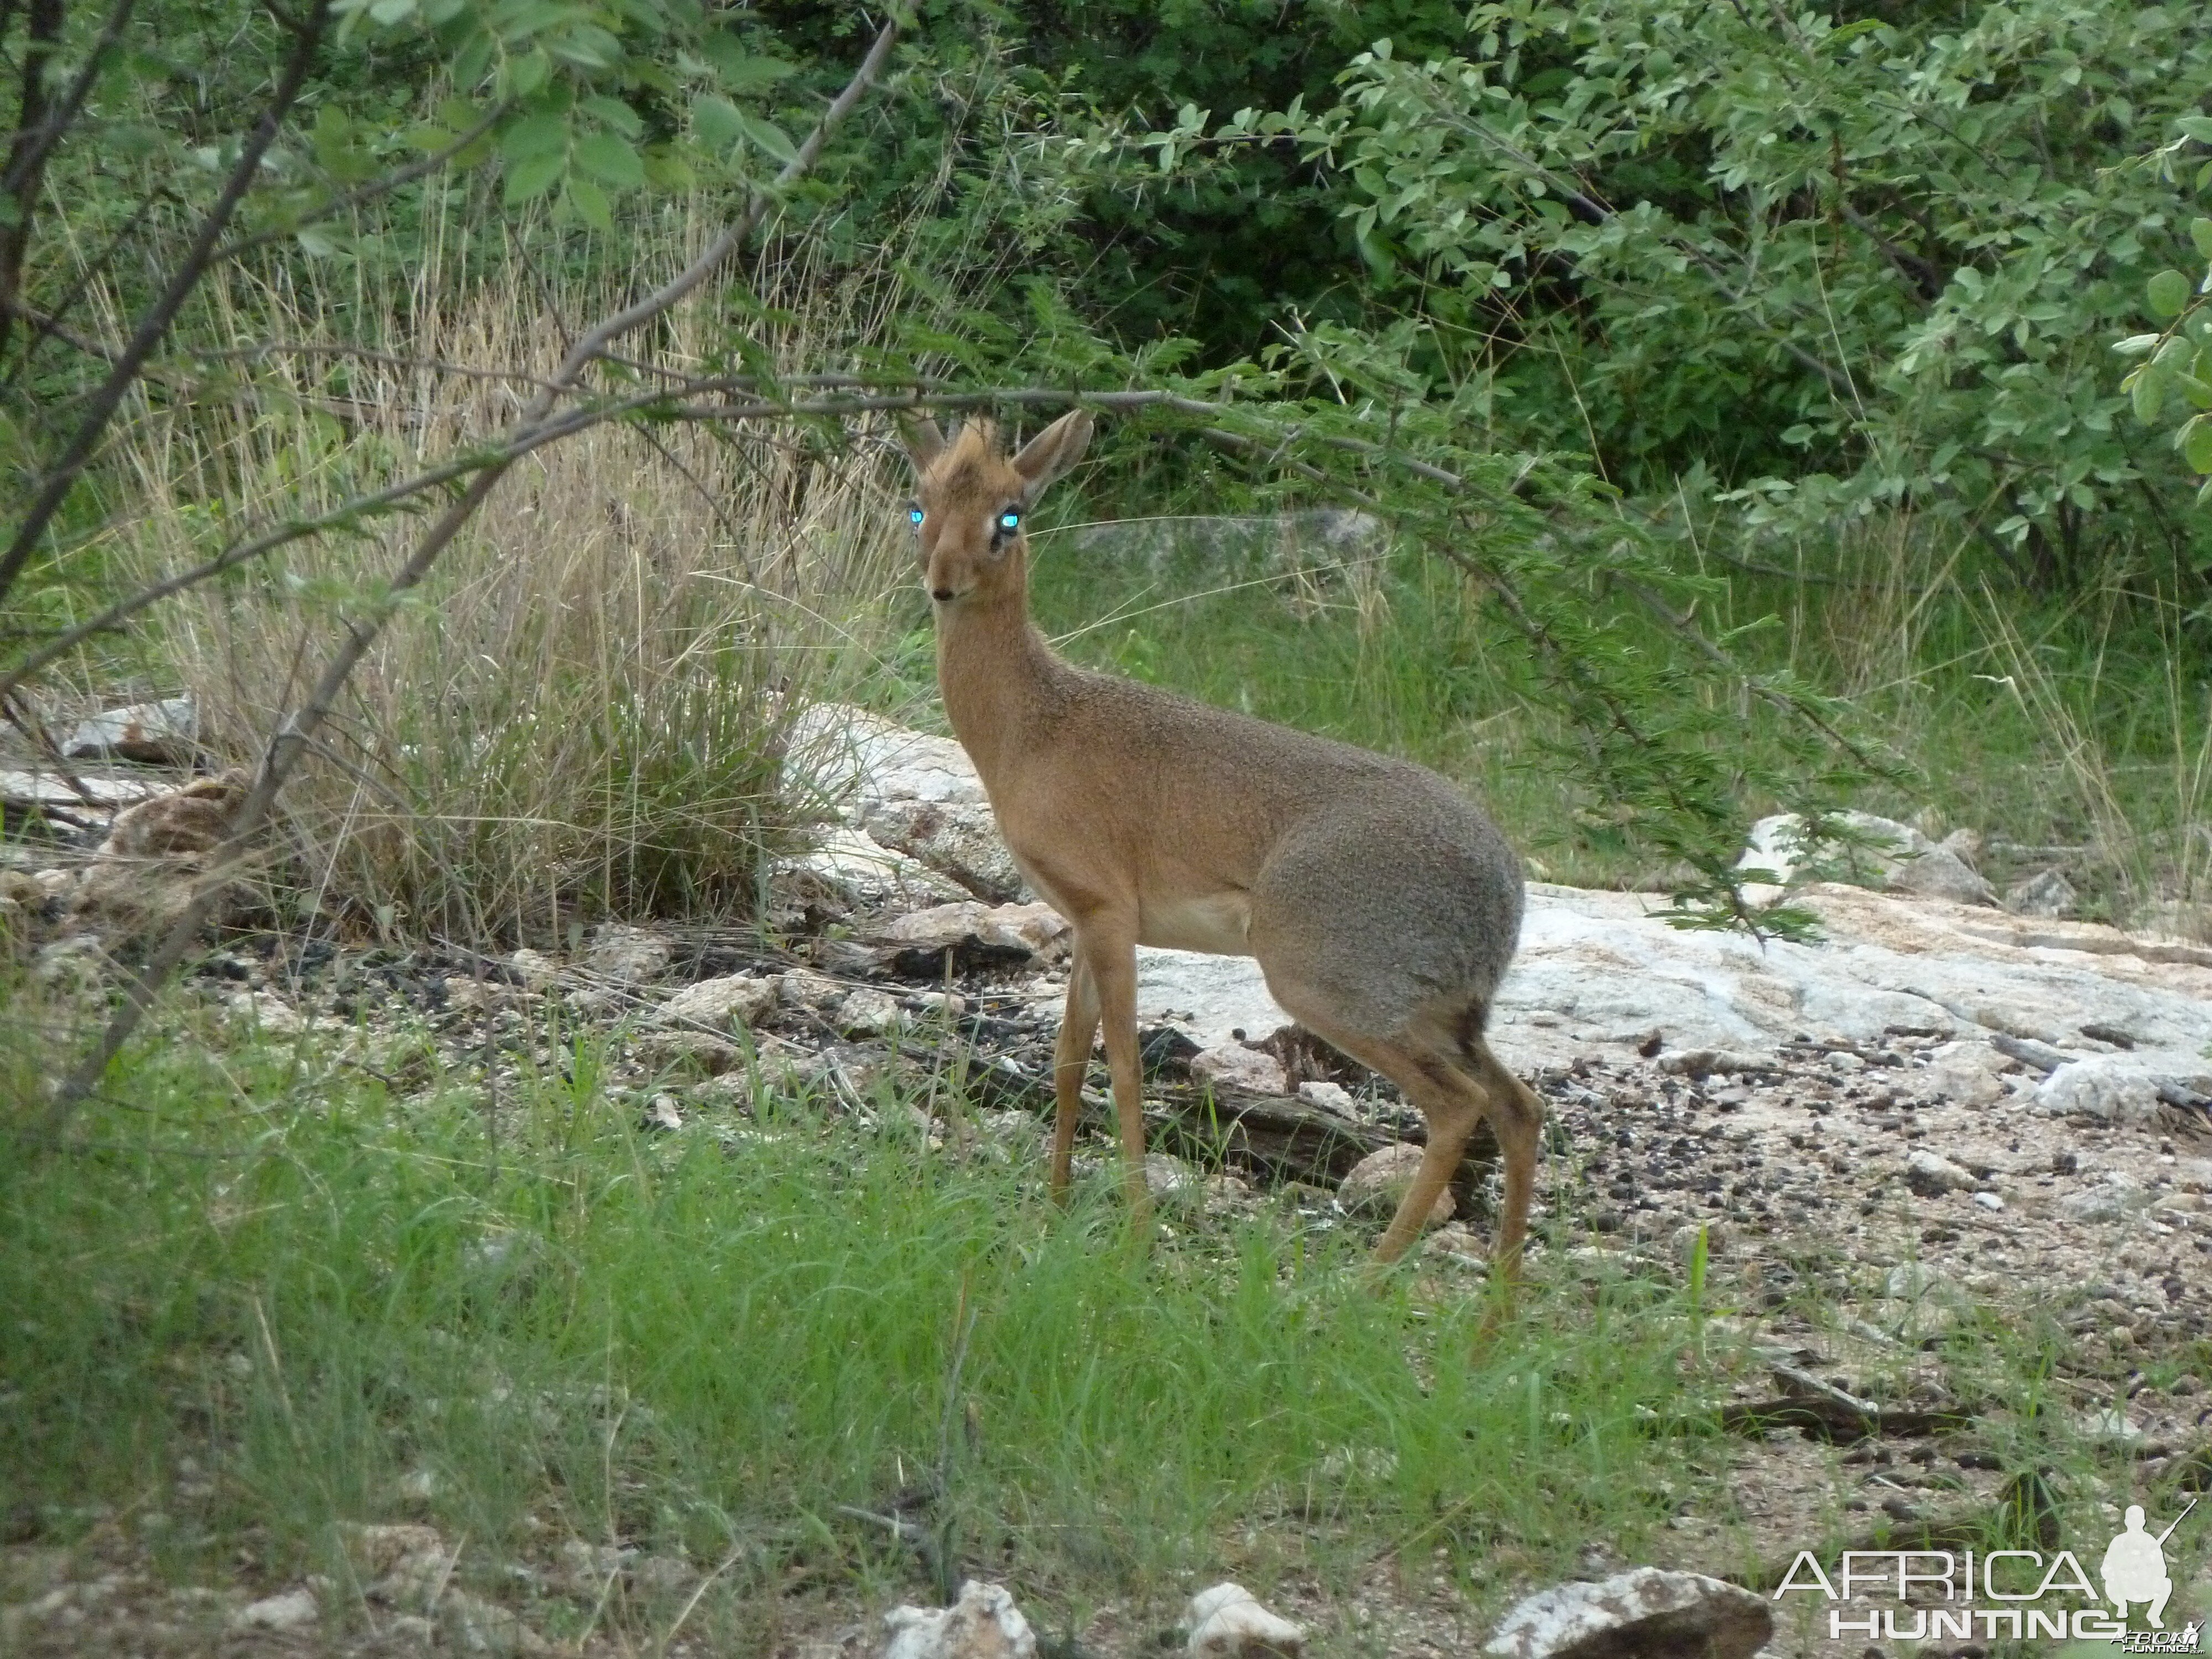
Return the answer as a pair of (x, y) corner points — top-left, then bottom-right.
(1178, 0), (2212, 586)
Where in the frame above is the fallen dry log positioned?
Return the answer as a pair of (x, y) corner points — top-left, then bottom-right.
(920, 1037), (1501, 1209)
(1715, 1366), (1976, 1442)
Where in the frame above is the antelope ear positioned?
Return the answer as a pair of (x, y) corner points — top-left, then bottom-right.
(898, 415), (947, 472)
(1010, 410), (1094, 503)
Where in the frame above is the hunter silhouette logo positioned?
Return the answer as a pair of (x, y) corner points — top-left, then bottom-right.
(2104, 1500), (2194, 1631)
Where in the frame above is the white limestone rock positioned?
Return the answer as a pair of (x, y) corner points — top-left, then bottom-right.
(585, 924), (672, 983)
(1482, 1566), (1771, 1659)
(655, 974), (780, 1029)
(1185, 1582), (1305, 1658)
(65, 696), (199, 763)
(1191, 1043), (1288, 1096)
(881, 1579), (1037, 1659)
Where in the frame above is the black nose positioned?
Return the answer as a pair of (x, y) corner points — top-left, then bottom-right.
(931, 588), (954, 602)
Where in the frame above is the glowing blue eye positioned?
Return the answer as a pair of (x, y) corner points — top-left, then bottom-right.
(908, 507), (924, 525)
(999, 511), (1020, 531)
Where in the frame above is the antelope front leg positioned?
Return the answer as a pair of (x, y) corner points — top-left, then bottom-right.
(1079, 928), (1151, 1225)
(1049, 955), (1100, 1202)
(1372, 1109), (1478, 1266)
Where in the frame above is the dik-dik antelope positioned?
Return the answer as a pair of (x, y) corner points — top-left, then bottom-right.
(901, 412), (1543, 1279)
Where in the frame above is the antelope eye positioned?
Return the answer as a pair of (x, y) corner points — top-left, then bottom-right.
(907, 507), (924, 525)
(998, 510), (1021, 531)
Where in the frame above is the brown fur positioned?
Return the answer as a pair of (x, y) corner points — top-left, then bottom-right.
(901, 413), (1545, 1284)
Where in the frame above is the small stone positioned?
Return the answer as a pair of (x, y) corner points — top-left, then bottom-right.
(907, 990), (967, 1019)
(641, 1095), (684, 1133)
(1483, 1566), (1771, 1659)
(881, 1579), (1037, 1659)
(440, 1587), (549, 1655)
(834, 987), (904, 1037)
(1191, 1044), (1288, 1095)
(1921, 1041), (2008, 1107)
(776, 969), (844, 1011)
(2059, 1180), (2151, 1223)
(1296, 1079), (1355, 1114)
(340, 1522), (447, 1584)
(583, 925), (671, 983)
(1142, 1152), (1204, 1206)
(1881, 1262), (1953, 1302)
(1338, 1143), (1453, 1225)
(1904, 1149), (1976, 1197)
(1892, 846), (1997, 906)
(632, 1029), (744, 1074)
(1657, 1048), (1771, 1079)
(655, 974), (779, 1029)
(508, 948), (560, 988)
(32, 932), (105, 987)
(1671, 1220), (1729, 1260)
(2007, 868), (2079, 917)
(2083, 1407), (2145, 1447)
(232, 1587), (319, 1631)
(1186, 1582), (1305, 1658)
(1972, 1191), (2005, 1212)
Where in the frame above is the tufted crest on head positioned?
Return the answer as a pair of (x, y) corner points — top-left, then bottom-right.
(900, 411), (1093, 506)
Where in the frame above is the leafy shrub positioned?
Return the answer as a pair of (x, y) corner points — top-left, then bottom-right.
(1203, 0), (2212, 586)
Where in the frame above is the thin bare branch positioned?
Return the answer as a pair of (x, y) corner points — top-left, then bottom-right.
(0, 0), (133, 201)
(0, 0), (333, 606)
(34, 13), (903, 1138)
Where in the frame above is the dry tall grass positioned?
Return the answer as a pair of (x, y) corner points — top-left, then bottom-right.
(97, 196), (920, 944)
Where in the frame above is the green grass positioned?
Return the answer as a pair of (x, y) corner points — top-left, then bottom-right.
(1018, 526), (2212, 921)
(5, 986), (2194, 1647)
(1, 995), (1719, 1644)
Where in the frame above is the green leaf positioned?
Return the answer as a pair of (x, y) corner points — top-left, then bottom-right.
(572, 132), (644, 189)
(734, 113), (799, 167)
(2131, 367), (2166, 426)
(545, 24), (622, 70)
(502, 149), (565, 205)
(503, 49), (551, 99)
(693, 94), (743, 153)
(2184, 415), (2212, 474)
(499, 112), (567, 162)
(701, 35), (796, 90)
(2148, 269), (2192, 320)
(2194, 219), (2212, 263)
(2114, 333), (2161, 357)
(581, 95), (643, 138)
(564, 174), (613, 232)
(368, 0), (416, 23)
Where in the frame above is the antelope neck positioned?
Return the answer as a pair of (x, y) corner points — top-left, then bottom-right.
(934, 581), (1063, 781)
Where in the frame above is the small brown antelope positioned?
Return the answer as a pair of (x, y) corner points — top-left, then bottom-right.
(901, 412), (1544, 1279)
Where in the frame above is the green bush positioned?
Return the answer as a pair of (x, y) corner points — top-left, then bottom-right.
(1206, 0), (2212, 586)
